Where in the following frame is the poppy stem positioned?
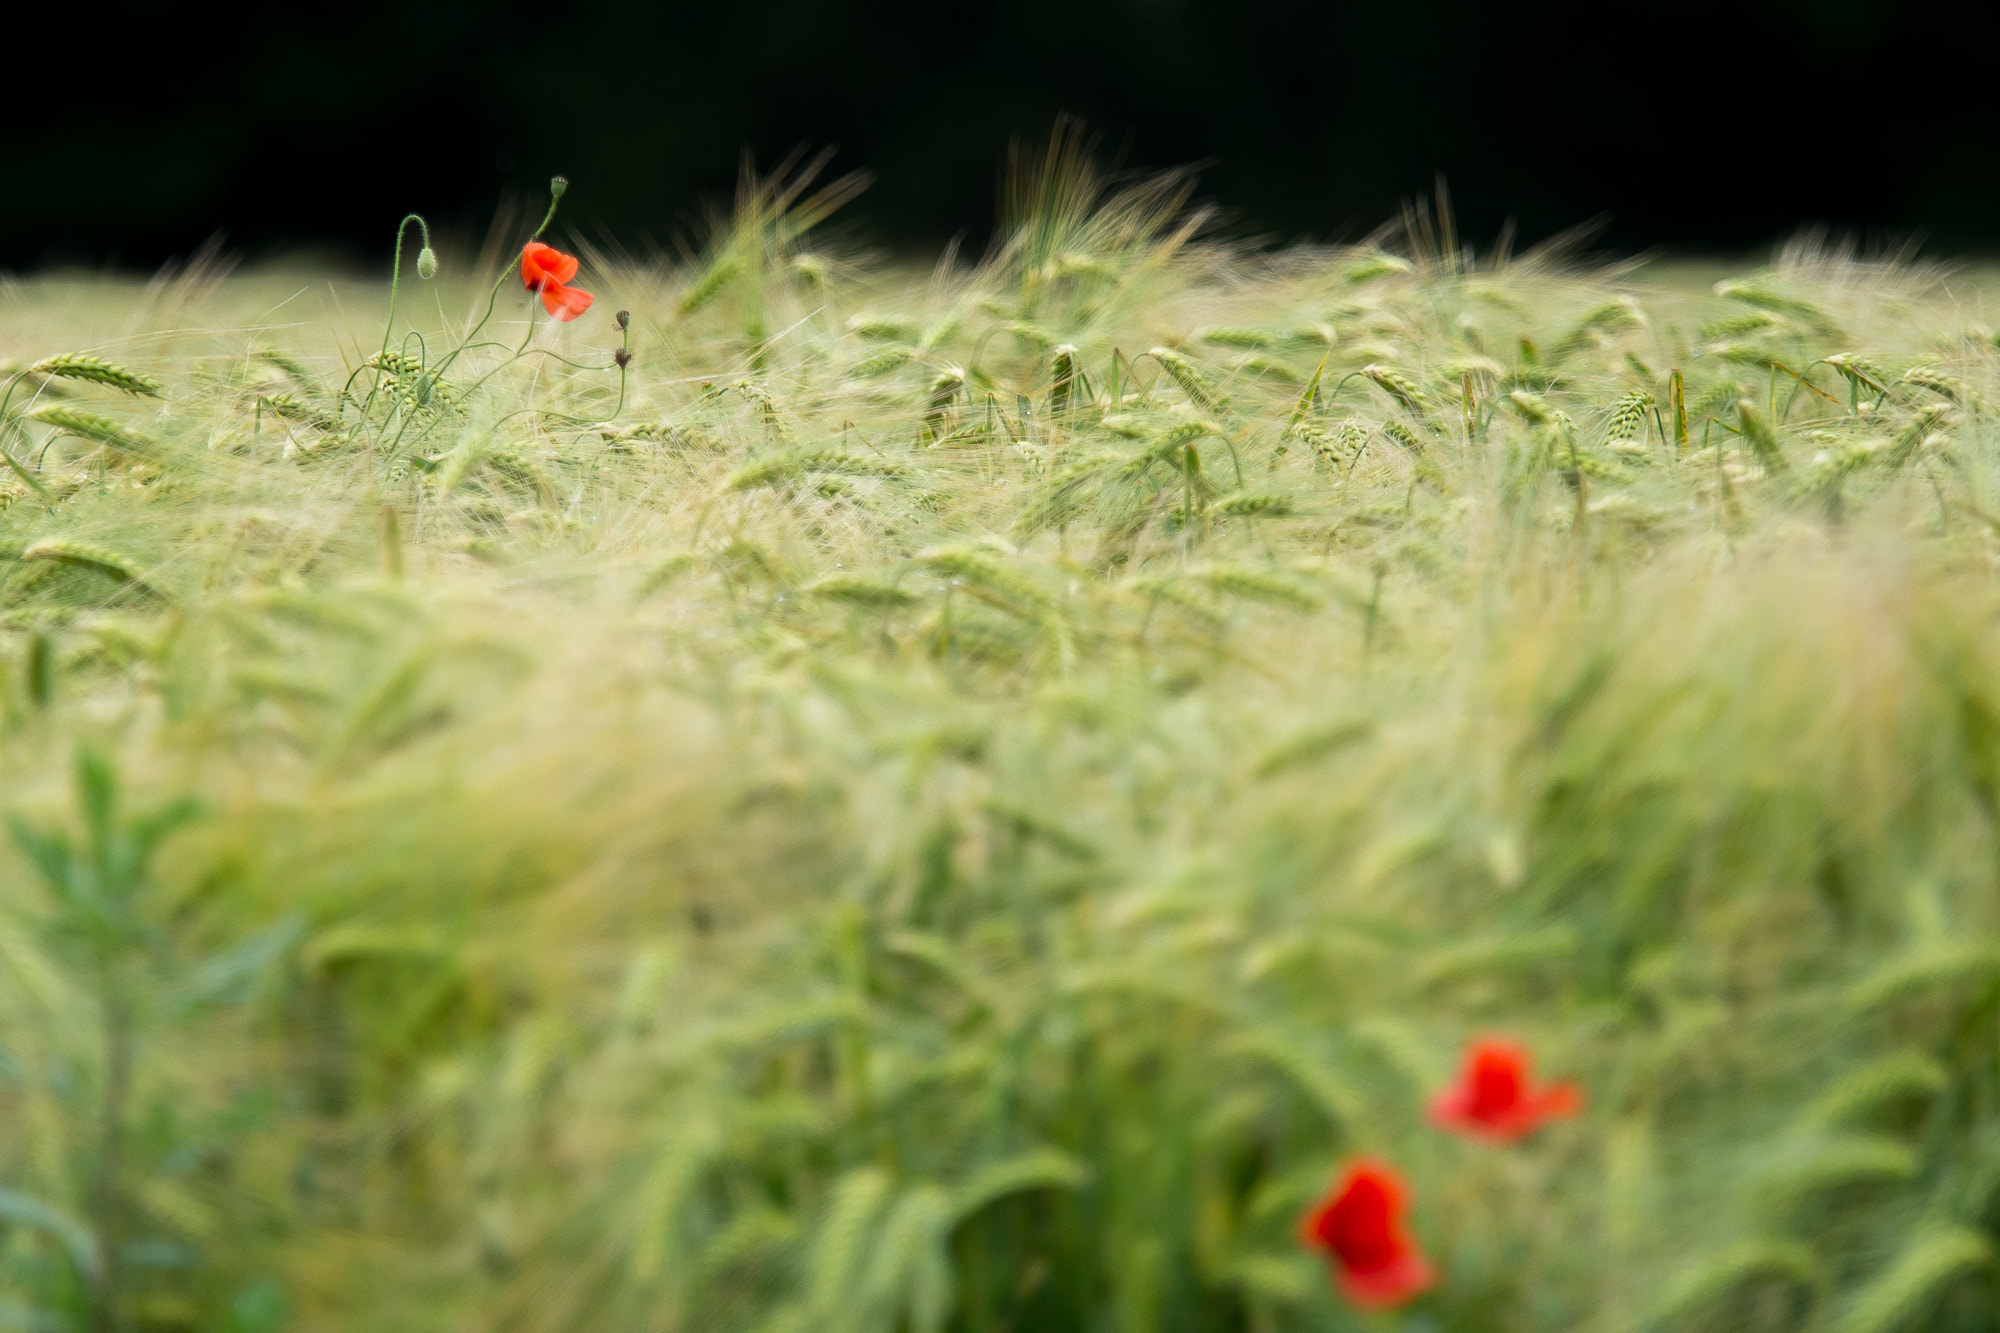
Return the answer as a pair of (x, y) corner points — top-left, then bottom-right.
(379, 215), (431, 352)
(423, 178), (566, 395)
(403, 297), (544, 456)
(529, 188), (563, 242)
(608, 320), (632, 419)
(364, 214), (432, 422)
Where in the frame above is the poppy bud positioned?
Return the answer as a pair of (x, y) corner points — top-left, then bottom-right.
(416, 247), (438, 280)
(616, 309), (631, 331)
(550, 176), (569, 199)
(615, 348), (632, 368)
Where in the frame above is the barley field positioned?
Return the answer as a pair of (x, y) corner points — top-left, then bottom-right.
(6, 139), (2000, 1332)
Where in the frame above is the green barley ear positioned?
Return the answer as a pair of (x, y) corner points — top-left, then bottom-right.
(923, 367), (965, 444)
(1700, 311), (1783, 341)
(1899, 364), (1983, 410)
(1251, 719), (1371, 777)
(28, 354), (162, 398)
(791, 254), (829, 289)
(848, 315), (922, 343)
(258, 393), (335, 433)
(1212, 491), (1296, 519)
(1186, 563), (1321, 612)
(804, 574), (919, 609)
(1361, 364), (1432, 419)
(1048, 345), (1079, 416)
(1607, 389), (1656, 446)
(916, 545), (1053, 618)
(1825, 353), (1888, 399)
(1644, 1240), (1821, 1330)
(804, 1169), (894, 1322)
(1231, 353), (1300, 385)
(416, 247), (438, 280)
(255, 348), (321, 392)
(1147, 348), (1227, 414)
(634, 552), (695, 601)
(724, 447), (905, 492)
(1508, 389), (1552, 423)
(1200, 327), (1274, 350)
(680, 255), (742, 315)
(1837, 1228), (1993, 1333)
(20, 537), (153, 591)
(1734, 400), (1788, 472)
(1420, 926), (1579, 989)
(1753, 1134), (1918, 1212)
(1843, 944), (2000, 1019)
(1799, 1052), (1948, 1130)
(1284, 354), (1329, 439)
(1344, 252), (1412, 283)
(26, 406), (158, 458)
(1714, 278), (1839, 335)
(1381, 419), (1427, 458)
(847, 347), (914, 379)
(1552, 297), (1643, 362)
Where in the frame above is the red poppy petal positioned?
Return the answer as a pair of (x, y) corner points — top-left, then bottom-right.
(521, 242), (553, 289)
(540, 283), (595, 321)
(1427, 1087), (1472, 1129)
(1300, 1159), (1408, 1254)
(1538, 1081), (1584, 1119)
(1337, 1243), (1435, 1309)
(1431, 1091), (1540, 1141)
(520, 242), (581, 290)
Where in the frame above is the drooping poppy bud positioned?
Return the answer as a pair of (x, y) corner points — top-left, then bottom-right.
(1429, 1038), (1583, 1143)
(1300, 1159), (1435, 1310)
(416, 247), (438, 280)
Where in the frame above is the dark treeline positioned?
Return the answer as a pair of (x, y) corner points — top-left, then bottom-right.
(15, 0), (2000, 267)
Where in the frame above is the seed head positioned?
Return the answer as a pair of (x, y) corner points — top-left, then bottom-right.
(416, 247), (438, 280)
(550, 176), (569, 199)
(616, 309), (631, 331)
(615, 348), (632, 368)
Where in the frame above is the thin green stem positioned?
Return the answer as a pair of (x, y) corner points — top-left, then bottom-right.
(364, 215), (432, 422)
(422, 183), (565, 392)
(89, 964), (131, 1333)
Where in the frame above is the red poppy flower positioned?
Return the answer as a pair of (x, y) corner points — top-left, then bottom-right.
(519, 241), (595, 322)
(1299, 1159), (1436, 1310)
(1429, 1037), (1583, 1142)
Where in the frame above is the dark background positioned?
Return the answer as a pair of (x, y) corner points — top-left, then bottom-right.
(14, 0), (1999, 269)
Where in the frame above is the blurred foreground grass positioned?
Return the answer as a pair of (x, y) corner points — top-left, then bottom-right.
(5, 151), (2000, 1331)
